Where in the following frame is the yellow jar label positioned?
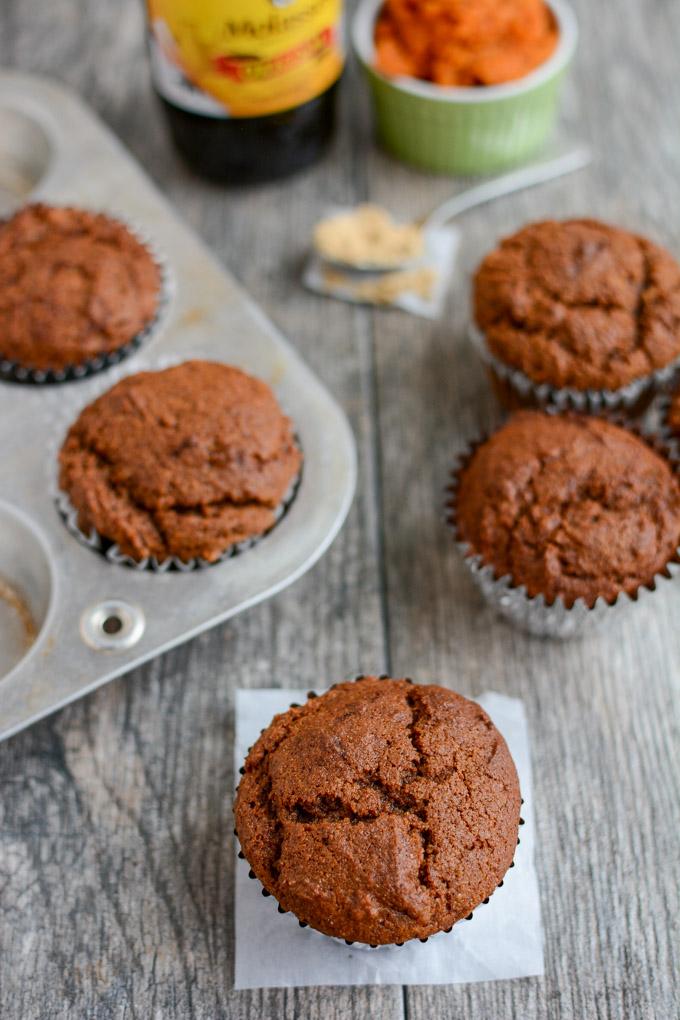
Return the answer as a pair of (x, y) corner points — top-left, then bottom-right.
(147, 0), (344, 118)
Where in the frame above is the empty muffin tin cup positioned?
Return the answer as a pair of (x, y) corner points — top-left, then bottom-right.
(469, 323), (680, 416)
(0, 206), (173, 385)
(0, 105), (52, 215)
(0, 500), (54, 681)
(445, 429), (680, 639)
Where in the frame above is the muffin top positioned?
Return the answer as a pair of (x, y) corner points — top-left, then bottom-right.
(474, 219), (680, 392)
(234, 677), (520, 945)
(454, 411), (680, 608)
(58, 360), (302, 563)
(0, 204), (161, 371)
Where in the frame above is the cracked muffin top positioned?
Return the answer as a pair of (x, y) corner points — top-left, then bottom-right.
(474, 219), (680, 392)
(58, 360), (302, 563)
(233, 676), (520, 945)
(454, 411), (680, 608)
(0, 203), (161, 371)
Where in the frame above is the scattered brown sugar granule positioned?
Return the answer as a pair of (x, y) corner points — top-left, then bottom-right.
(455, 411), (680, 608)
(474, 219), (680, 392)
(58, 360), (302, 563)
(234, 677), (520, 945)
(0, 203), (161, 371)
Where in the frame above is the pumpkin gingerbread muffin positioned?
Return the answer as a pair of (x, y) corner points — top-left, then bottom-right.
(454, 411), (680, 608)
(474, 219), (680, 398)
(58, 360), (302, 563)
(234, 676), (520, 946)
(0, 203), (161, 376)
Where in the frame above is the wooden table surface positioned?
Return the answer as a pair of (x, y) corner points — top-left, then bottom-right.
(1, 1), (679, 1017)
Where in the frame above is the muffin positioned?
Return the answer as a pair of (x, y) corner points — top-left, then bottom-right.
(0, 204), (161, 379)
(234, 676), (521, 946)
(58, 360), (302, 565)
(473, 219), (680, 410)
(452, 411), (680, 614)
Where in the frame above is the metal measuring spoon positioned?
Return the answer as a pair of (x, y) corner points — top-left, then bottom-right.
(313, 147), (592, 273)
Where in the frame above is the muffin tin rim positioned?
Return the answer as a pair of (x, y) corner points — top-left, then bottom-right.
(0, 70), (357, 742)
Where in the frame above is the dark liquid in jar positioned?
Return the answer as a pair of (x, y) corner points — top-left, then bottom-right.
(155, 81), (339, 184)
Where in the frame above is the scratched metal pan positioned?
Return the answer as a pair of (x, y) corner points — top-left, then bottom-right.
(0, 72), (357, 742)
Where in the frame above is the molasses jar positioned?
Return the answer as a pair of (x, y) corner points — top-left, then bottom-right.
(145, 0), (344, 184)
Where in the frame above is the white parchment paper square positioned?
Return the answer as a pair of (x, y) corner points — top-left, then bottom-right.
(234, 688), (543, 989)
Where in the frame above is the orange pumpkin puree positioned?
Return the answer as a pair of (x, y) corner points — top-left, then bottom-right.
(374, 0), (559, 87)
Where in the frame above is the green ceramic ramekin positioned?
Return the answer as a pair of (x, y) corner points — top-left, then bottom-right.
(352, 0), (578, 175)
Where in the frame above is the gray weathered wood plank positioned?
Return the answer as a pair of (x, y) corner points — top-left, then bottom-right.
(0, 2), (400, 1018)
(1, 0), (679, 1017)
(368, 2), (680, 1017)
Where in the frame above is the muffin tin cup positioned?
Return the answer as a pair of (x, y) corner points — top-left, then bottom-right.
(0, 72), (357, 741)
(445, 426), (680, 639)
(234, 684), (521, 950)
(0, 206), (173, 385)
(469, 322), (680, 416)
(47, 354), (303, 573)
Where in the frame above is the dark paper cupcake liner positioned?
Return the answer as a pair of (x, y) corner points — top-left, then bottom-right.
(55, 465), (302, 573)
(469, 322), (680, 416)
(233, 682), (520, 950)
(656, 394), (680, 461)
(0, 208), (173, 386)
(445, 423), (680, 639)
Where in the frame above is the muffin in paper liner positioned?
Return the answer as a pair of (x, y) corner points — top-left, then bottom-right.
(0, 205), (173, 386)
(48, 354), (303, 573)
(445, 424), (680, 639)
(468, 322), (680, 417)
(234, 846), (503, 952)
(233, 681), (521, 949)
(54, 476), (301, 573)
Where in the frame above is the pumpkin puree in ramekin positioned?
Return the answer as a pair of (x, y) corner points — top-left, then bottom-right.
(375, 0), (559, 87)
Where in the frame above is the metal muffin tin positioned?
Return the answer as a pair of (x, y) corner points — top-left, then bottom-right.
(0, 72), (357, 742)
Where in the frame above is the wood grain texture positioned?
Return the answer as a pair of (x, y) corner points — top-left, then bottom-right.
(0, 0), (679, 1017)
